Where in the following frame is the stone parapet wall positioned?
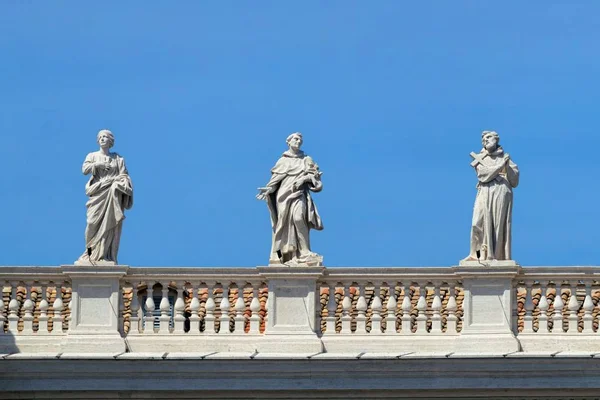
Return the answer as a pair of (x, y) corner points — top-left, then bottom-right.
(1, 264), (600, 356)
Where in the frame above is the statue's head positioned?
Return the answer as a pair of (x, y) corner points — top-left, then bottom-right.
(97, 129), (115, 150)
(481, 130), (500, 152)
(286, 132), (303, 152)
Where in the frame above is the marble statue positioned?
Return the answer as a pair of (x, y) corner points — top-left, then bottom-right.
(462, 131), (519, 262)
(75, 130), (133, 265)
(256, 132), (324, 266)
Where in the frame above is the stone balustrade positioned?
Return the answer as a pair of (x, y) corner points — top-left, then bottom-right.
(1, 264), (600, 356)
(121, 268), (268, 338)
(514, 267), (600, 353)
(317, 269), (464, 335)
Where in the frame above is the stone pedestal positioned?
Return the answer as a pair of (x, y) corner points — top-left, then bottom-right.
(60, 265), (128, 353)
(257, 266), (324, 353)
(453, 262), (521, 354)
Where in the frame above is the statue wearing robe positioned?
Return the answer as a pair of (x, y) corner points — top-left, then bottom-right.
(260, 148), (323, 265)
(465, 141), (519, 262)
(76, 150), (133, 265)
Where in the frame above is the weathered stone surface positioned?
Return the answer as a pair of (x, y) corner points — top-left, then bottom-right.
(256, 132), (324, 266)
(319, 284), (464, 334)
(122, 283), (269, 334)
(75, 129), (133, 266)
(2, 283), (71, 333)
(462, 131), (519, 263)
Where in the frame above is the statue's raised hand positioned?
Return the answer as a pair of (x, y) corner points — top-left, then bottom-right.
(256, 186), (275, 201)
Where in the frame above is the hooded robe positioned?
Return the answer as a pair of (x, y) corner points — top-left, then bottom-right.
(468, 146), (519, 260)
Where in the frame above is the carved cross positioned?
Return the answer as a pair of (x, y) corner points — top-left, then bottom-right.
(469, 152), (488, 167)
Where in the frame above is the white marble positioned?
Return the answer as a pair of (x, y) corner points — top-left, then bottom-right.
(258, 266), (324, 354)
(163, 352), (216, 359)
(310, 352), (362, 359)
(462, 131), (519, 263)
(60, 352), (122, 359)
(75, 130), (133, 266)
(400, 352), (453, 359)
(257, 132), (324, 266)
(60, 265), (128, 353)
(506, 352), (559, 358)
(2, 336), (63, 354)
(450, 352), (512, 358)
(322, 336), (458, 354)
(454, 264), (520, 354)
(252, 353), (317, 359)
(553, 351), (595, 358)
(359, 352), (413, 359)
(6, 352), (61, 359)
(203, 352), (255, 359)
(3, 265), (600, 359)
(518, 335), (600, 353)
(459, 259), (520, 268)
(117, 352), (167, 359)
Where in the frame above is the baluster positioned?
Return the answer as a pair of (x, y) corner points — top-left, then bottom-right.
(567, 281), (580, 333)
(189, 283), (201, 334)
(21, 282), (34, 334)
(262, 284), (268, 329)
(144, 283), (156, 335)
(401, 284), (412, 335)
(522, 281), (534, 333)
(249, 285), (261, 334)
(341, 282), (352, 334)
(173, 281), (186, 333)
(511, 281), (518, 333)
(446, 283), (458, 334)
(204, 282), (216, 334)
(324, 282), (337, 335)
(537, 282), (549, 333)
(415, 283), (427, 333)
(219, 283), (231, 334)
(355, 282), (368, 333)
(38, 282), (49, 334)
(51, 283), (64, 334)
(551, 282), (564, 333)
(385, 282), (397, 335)
(234, 282), (246, 334)
(370, 282), (382, 334)
(66, 298), (72, 332)
(0, 282), (6, 335)
(8, 282), (20, 334)
(158, 283), (171, 333)
(118, 283), (125, 335)
(430, 283), (442, 334)
(583, 281), (594, 333)
(130, 282), (141, 334)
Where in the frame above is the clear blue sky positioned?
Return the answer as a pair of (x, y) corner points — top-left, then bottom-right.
(1, 2), (598, 267)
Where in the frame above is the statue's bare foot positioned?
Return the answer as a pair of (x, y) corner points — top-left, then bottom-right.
(283, 260), (300, 267)
(289, 252), (324, 266)
(461, 255), (478, 262)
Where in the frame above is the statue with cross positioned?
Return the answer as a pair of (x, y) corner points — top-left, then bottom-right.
(462, 131), (520, 263)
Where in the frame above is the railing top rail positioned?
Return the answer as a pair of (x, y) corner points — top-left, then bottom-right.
(0, 266), (67, 281)
(517, 266), (600, 280)
(124, 266), (263, 282)
(319, 267), (462, 282)
(2, 265), (600, 283)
